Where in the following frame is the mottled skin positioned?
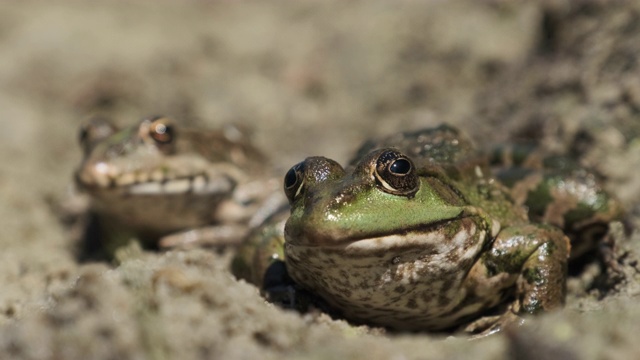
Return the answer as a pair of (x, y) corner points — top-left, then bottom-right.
(490, 145), (624, 258)
(75, 116), (277, 255)
(267, 125), (623, 334)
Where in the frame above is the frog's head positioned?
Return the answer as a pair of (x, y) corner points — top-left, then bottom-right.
(74, 116), (259, 233)
(77, 116), (180, 188)
(283, 148), (468, 247)
(76, 116), (241, 196)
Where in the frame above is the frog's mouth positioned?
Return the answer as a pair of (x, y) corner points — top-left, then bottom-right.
(127, 174), (234, 195)
(76, 170), (235, 196)
(286, 216), (485, 259)
(286, 217), (466, 248)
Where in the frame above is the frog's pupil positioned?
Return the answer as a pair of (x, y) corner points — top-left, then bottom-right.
(284, 167), (298, 189)
(390, 159), (411, 175)
(151, 122), (174, 144)
(156, 124), (167, 135)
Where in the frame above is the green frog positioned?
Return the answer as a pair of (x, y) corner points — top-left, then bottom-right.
(257, 124), (623, 334)
(74, 115), (279, 257)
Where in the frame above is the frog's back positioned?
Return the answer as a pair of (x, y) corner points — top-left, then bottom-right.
(351, 125), (485, 181)
(178, 125), (267, 175)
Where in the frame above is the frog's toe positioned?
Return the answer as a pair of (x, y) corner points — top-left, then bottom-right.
(463, 310), (525, 338)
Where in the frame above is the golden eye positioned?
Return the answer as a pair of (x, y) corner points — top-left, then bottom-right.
(373, 149), (419, 196)
(149, 118), (175, 144)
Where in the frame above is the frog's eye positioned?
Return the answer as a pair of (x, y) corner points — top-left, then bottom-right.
(284, 162), (305, 203)
(374, 150), (419, 196)
(149, 118), (175, 145)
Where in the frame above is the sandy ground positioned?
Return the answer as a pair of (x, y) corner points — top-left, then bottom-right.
(1, 1), (640, 359)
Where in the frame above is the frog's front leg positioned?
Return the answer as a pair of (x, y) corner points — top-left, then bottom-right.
(465, 224), (570, 335)
(160, 183), (288, 250)
(158, 224), (249, 249)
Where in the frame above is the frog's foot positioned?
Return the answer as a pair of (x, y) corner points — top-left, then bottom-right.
(262, 260), (297, 306)
(158, 224), (249, 249)
(262, 261), (335, 315)
(462, 309), (525, 338)
(588, 221), (637, 291)
(262, 262), (315, 312)
(597, 231), (625, 283)
(266, 285), (336, 316)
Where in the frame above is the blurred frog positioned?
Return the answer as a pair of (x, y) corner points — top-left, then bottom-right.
(73, 115), (280, 258)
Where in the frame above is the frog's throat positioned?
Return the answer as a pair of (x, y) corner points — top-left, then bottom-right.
(76, 171), (235, 196)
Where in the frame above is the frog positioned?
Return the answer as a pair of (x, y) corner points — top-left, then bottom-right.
(270, 124), (623, 335)
(74, 115), (281, 258)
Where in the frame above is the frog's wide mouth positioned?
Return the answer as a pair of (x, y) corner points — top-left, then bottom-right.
(285, 216), (484, 258)
(76, 170), (234, 196)
(286, 217), (465, 248)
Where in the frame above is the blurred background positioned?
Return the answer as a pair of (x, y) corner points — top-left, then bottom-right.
(1, 1), (639, 359)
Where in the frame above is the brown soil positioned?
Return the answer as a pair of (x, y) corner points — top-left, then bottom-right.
(1, 1), (639, 359)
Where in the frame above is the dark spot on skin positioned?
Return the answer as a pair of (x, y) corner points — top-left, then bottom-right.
(455, 257), (477, 274)
(437, 292), (452, 308)
(339, 270), (349, 279)
(485, 247), (527, 276)
(523, 267), (545, 285)
(539, 241), (556, 256)
(421, 291), (435, 305)
(406, 298), (418, 309)
(394, 285), (406, 294)
(440, 279), (454, 295)
(525, 181), (555, 220)
(335, 287), (352, 298)
(334, 276), (351, 288)
(445, 252), (460, 264)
